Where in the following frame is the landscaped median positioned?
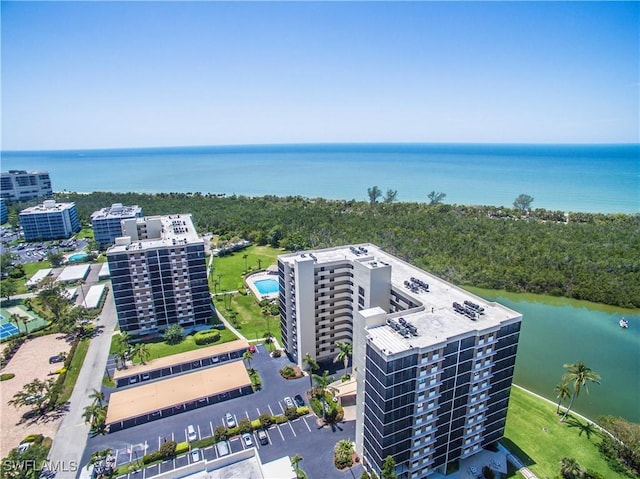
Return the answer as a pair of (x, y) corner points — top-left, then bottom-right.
(111, 406), (310, 475)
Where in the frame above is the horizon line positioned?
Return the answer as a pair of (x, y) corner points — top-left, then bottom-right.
(3, 140), (639, 154)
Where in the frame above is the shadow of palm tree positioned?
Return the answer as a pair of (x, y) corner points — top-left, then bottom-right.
(565, 415), (600, 440)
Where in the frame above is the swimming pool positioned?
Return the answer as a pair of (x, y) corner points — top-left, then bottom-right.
(68, 252), (88, 262)
(254, 278), (279, 295)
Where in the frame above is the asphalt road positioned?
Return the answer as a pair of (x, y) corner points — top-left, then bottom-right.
(46, 284), (117, 479)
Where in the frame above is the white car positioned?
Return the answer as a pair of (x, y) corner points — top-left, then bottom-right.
(190, 448), (201, 462)
(187, 425), (197, 442)
(241, 433), (253, 448)
(225, 413), (236, 428)
(283, 397), (295, 409)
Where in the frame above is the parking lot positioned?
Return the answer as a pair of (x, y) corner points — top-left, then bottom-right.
(86, 344), (361, 479)
(0, 226), (88, 265)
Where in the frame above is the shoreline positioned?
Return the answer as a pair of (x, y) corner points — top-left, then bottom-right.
(511, 384), (619, 440)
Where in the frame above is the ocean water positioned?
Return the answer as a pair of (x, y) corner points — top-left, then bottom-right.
(1, 143), (638, 214)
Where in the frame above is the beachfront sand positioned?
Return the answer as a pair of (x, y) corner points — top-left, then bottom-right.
(0, 334), (72, 457)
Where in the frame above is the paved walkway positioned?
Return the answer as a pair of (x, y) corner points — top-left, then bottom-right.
(498, 442), (538, 479)
(46, 287), (118, 478)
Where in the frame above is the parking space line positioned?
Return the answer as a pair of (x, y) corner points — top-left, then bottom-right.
(256, 407), (261, 417)
(197, 424), (202, 440)
(245, 410), (250, 420)
(275, 425), (285, 441)
(268, 404), (275, 416)
(114, 449), (119, 465)
(287, 421), (297, 437)
(210, 420), (214, 437)
(301, 416), (312, 432)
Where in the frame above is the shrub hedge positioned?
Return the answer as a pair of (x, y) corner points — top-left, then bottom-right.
(193, 330), (221, 345)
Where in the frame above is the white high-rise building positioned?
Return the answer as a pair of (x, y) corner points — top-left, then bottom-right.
(278, 244), (521, 478)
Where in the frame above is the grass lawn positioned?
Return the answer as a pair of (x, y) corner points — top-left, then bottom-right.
(215, 293), (280, 344)
(210, 245), (283, 345)
(110, 328), (240, 361)
(57, 338), (90, 405)
(503, 386), (628, 479)
(12, 260), (53, 294)
(209, 245), (281, 292)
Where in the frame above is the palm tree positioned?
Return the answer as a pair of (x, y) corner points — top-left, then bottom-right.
(303, 353), (319, 388)
(89, 388), (106, 407)
(334, 341), (353, 378)
(243, 350), (254, 370)
(264, 331), (274, 351)
(291, 454), (303, 477)
(257, 258), (263, 270)
(559, 457), (584, 479)
(242, 254), (249, 271)
(312, 370), (334, 419)
(561, 362), (601, 422)
(367, 186), (382, 206)
(133, 343), (151, 365)
(554, 380), (571, 415)
(10, 313), (28, 335)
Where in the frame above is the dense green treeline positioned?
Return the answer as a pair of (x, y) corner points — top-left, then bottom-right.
(52, 192), (640, 309)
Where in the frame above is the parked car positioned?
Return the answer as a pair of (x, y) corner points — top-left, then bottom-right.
(190, 448), (201, 462)
(187, 424), (197, 442)
(283, 397), (295, 409)
(294, 394), (305, 407)
(49, 354), (66, 364)
(241, 433), (253, 448)
(257, 430), (269, 445)
(225, 413), (236, 428)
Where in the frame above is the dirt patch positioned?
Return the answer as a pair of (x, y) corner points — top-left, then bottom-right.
(0, 334), (72, 457)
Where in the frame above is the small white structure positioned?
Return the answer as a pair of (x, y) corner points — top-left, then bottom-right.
(26, 268), (52, 289)
(56, 264), (90, 283)
(63, 287), (78, 300)
(82, 284), (107, 310)
(98, 262), (110, 280)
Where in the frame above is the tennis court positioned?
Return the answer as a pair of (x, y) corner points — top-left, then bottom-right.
(0, 304), (48, 339)
(0, 322), (20, 340)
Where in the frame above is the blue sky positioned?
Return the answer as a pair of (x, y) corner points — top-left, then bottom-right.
(1, 1), (638, 150)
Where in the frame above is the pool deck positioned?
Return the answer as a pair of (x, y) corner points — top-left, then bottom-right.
(245, 271), (279, 300)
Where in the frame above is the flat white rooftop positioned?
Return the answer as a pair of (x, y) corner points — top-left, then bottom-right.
(56, 264), (90, 283)
(90, 204), (141, 221)
(83, 284), (106, 309)
(108, 214), (203, 254)
(98, 262), (110, 278)
(20, 201), (74, 215)
(280, 244), (522, 352)
(26, 268), (52, 287)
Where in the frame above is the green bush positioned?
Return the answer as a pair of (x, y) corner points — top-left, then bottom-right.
(279, 365), (297, 379)
(0, 373), (15, 381)
(213, 425), (227, 442)
(259, 413), (273, 428)
(296, 406), (309, 416)
(159, 440), (177, 459)
(271, 350), (282, 358)
(193, 330), (221, 345)
(284, 406), (298, 421)
(22, 434), (44, 444)
(164, 325), (185, 345)
(238, 418), (252, 433)
(274, 415), (288, 425)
